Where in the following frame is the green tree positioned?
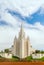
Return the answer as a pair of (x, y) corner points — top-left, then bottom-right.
(41, 51), (44, 54)
(4, 49), (10, 53)
(35, 50), (40, 53)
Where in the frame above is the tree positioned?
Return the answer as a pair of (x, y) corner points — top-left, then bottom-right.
(4, 49), (10, 53)
(35, 50), (40, 53)
(41, 51), (44, 54)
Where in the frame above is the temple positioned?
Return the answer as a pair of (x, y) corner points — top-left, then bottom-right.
(11, 23), (35, 59)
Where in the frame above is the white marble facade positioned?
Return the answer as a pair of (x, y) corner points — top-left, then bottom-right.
(11, 23), (35, 59)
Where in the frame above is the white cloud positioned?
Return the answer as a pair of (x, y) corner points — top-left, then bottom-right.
(0, 0), (44, 51)
(39, 4), (44, 15)
(0, 26), (19, 51)
(0, 0), (44, 16)
(24, 22), (44, 50)
(0, 21), (44, 50)
(8, 0), (44, 16)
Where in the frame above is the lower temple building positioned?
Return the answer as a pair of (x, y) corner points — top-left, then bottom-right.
(11, 23), (35, 59)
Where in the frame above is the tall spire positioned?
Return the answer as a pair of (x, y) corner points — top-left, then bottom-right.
(21, 22), (23, 33)
(19, 22), (25, 38)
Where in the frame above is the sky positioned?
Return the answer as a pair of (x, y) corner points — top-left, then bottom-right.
(0, 0), (44, 51)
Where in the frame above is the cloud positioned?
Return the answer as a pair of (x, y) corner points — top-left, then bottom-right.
(0, 0), (44, 16)
(0, 25), (20, 51)
(38, 4), (44, 15)
(0, 0), (44, 51)
(0, 21), (44, 50)
(24, 22), (44, 50)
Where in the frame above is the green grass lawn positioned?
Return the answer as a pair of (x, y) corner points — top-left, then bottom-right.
(25, 56), (33, 62)
(0, 55), (44, 62)
(0, 56), (20, 62)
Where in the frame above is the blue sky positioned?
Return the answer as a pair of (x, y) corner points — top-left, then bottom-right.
(0, 0), (44, 51)
(8, 7), (44, 25)
(0, 8), (44, 26)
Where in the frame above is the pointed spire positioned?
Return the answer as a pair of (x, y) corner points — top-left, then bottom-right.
(20, 22), (24, 32)
(19, 22), (25, 38)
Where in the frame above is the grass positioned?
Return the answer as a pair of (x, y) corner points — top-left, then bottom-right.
(0, 55), (20, 62)
(0, 55), (33, 62)
(40, 57), (44, 61)
(25, 56), (33, 62)
(0, 55), (44, 62)
(11, 56), (20, 61)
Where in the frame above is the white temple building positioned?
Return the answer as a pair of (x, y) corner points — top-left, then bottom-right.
(11, 23), (35, 59)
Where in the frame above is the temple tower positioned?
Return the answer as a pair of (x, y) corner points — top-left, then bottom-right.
(11, 22), (35, 58)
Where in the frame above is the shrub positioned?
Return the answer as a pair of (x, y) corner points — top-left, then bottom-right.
(0, 55), (2, 58)
(12, 56), (20, 61)
(25, 56), (33, 61)
(40, 57), (44, 61)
